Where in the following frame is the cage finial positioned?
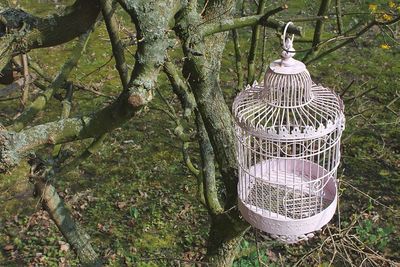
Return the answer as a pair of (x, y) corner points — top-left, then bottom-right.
(281, 21), (295, 61)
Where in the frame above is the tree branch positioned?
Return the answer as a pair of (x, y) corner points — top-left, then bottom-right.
(100, 0), (129, 91)
(202, 12), (301, 37)
(0, 1), (182, 174)
(9, 27), (93, 132)
(303, 0), (331, 61)
(161, 59), (206, 204)
(335, 0), (343, 34)
(163, 60), (196, 119)
(35, 180), (102, 266)
(0, 0), (101, 71)
(58, 133), (107, 175)
(52, 83), (74, 158)
(247, 0), (266, 84)
(231, 29), (243, 90)
(195, 109), (223, 215)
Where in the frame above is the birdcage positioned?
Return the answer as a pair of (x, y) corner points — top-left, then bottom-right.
(233, 23), (345, 243)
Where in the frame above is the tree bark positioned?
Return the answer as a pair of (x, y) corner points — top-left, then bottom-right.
(0, 0), (101, 71)
(35, 180), (102, 266)
(175, 1), (249, 264)
(206, 213), (249, 266)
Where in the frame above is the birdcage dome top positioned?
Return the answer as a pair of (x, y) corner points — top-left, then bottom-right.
(233, 26), (345, 141)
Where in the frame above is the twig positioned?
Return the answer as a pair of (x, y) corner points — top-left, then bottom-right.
(247, 0), (267, 84)
(306, 16), (400, 65)
(339, 80), (354, 97)
(58, 134), (107, 176)
(341, 180), (399, 215)
(28, 60), (52, 83)
(335, 0), (343, 34)
(232, 29), (244, 91)
(303, 0), (332, 61)
(385, 91), (400, 116)
(305, 20), (376, 65)
(163, 60), (196, 118)
(73, 82), (114, 98)
(79, 55), (114, 80)
(0, 96), (19, 101)
(345, 86), (377, 102)
(195, 109), (223, 214)
(257, 26), (268, 82)
(9, 27), (93, 132)
(21, 53), (30, 106)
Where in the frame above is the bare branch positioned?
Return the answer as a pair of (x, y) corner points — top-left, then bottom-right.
(163, 60), (196, 119)
(100, 0), (129, 91)
(9, 28), (93, 132)
(195, 109), (223, 215)
(303, 0), (332, 61)
(0, 0), (101, 70)
(231, 29), (244, 90)
(35, 180), (101, 266)
(58, 133), (107, 175)
(305, 20), (376, 65)
(305, 15), (400, 65)
(335, 0), (343, 34)
(20, 53), (29, 106)
(202, 8), (302, 37)
(247, 0), (267, 84)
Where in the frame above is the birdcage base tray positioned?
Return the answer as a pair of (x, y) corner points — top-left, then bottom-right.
(238, 159), (337, 238)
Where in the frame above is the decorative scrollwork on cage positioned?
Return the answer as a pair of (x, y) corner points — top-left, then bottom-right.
(234, 22), (345, 243)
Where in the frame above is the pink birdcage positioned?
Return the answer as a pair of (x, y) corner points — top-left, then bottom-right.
(233, 23), (345, 243)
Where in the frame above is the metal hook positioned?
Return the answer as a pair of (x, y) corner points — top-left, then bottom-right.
(282, 21), (294, 50)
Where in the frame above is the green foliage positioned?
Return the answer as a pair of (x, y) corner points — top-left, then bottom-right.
(355, 219), (394, 251)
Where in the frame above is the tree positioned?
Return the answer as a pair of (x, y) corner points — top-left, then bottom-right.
(0, 0), (399, 266)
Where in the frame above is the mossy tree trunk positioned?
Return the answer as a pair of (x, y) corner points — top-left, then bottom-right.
(174, 1), (250, 265)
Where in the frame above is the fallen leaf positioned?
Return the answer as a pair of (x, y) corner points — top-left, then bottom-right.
(60, 243), (69, 252)
(3, 244), (14, 251)
(116, 201), (127, 209)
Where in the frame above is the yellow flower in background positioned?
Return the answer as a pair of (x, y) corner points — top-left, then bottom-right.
(380, 44), (391, 49)
(369, 3), (378, 12)
(382, 13), (393, 21)
(388, 1), (396, 8)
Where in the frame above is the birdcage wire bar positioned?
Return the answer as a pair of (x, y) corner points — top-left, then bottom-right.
(234, 80), (344, 243)
(233, 22), (345, 243)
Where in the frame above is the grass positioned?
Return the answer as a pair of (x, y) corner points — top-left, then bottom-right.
(0, 0), (399, 266)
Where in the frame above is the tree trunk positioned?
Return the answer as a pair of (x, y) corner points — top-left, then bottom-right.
(206, 213), (249, 266)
